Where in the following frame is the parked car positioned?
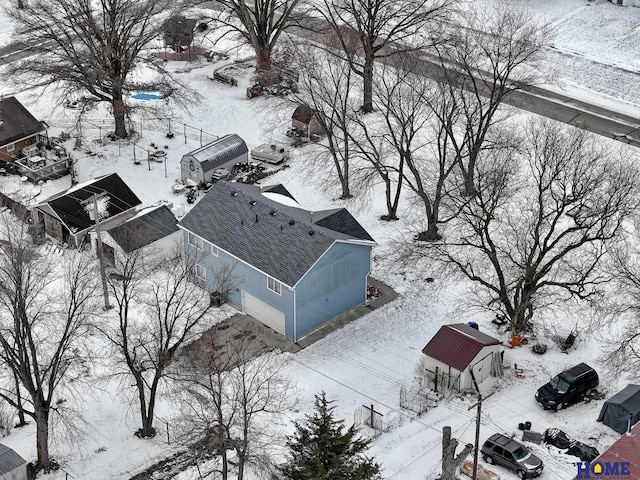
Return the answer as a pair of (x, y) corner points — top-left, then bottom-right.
(481, 433), (544, 478)
(535, 363), (599, 411)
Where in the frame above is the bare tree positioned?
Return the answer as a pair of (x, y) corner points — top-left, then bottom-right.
(422, 120), (640, 334)
(0, 358), (28, 429)
(6, 0), (191, 138)
(388, 66), (454, 240)
(212, 261), (240, 303)
(348, 61), (406, 220)
(600, 238), (640, 382)
(292, 46), (360, 199)
(317, 0), (452, 112)
(175, 331), (295, 480)
(11, 370), (26, 427)
(0, 214), (98, 472)
(364, 58), (459, 239)
(349, 116), (403, 221)
(435, 5), (551, 195)
(215, 0), (302, 76)
(99, 247), (214, 438)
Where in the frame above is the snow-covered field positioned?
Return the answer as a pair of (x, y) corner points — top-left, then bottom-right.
(0, 1), (638, 479)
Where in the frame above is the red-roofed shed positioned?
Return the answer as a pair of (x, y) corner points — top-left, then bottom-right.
(422, 323), (504, 393)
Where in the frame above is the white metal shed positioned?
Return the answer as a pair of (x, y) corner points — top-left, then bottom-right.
(180, 134), (248, 185)
(422, 323), (504, 393)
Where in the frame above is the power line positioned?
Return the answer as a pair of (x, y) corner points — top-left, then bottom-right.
(293, 346), (573, 479)
(388, 418), (475, 479)
(291, 356), (452, 434)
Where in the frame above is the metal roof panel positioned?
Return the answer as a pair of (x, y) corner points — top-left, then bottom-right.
(422, 324), (502, 372)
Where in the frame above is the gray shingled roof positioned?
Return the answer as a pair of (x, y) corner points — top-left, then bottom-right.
(312, 209), (375, 242)
(188, 134), (247, 172)
(261, 184), (296, 201)
(106, 205), (178, 253)
(0, 444), (25, 475)
(179, 182), (374, 286)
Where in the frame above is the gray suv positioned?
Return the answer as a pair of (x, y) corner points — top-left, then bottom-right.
(481, 433), (544, 478)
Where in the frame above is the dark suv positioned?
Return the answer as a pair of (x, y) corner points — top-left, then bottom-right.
(481, 433), (544, 478)
(535, 363), (598, 411)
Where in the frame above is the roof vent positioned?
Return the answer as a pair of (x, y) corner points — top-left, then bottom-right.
(308, 230), (315, 236)
(255, 214), (259, 223)
(231, 191), (238, 197)
(280, 225), (283, 230)
(250, 200), (256, 206)
(289, 220), (295, 226)
(270, 209), (276, 216)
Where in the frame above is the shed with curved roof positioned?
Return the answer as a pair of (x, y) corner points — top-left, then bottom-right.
(180, 134), (248, 185)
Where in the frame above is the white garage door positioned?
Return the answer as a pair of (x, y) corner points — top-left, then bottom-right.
(242, 290), (286, 336)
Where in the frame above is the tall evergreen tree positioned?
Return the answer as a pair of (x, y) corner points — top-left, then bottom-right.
(280, 392), (382, 480)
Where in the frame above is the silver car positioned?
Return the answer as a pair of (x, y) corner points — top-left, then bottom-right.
(481, 433), (544, 478)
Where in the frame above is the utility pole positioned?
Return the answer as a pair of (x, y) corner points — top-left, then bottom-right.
(468, 368), (494, 480)
(90, 194), (111, 310)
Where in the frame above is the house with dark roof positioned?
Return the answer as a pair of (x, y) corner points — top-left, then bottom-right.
(0, 444), (27, 480)
(0, 96), (46, 163)
(31, 173), (142, 248)
(180, 134), (248, 186)
(422, 324), (504, 393)
(102, 204), (180, 261)
(178, 181), (376, 342)
(291, 104), (325, 141)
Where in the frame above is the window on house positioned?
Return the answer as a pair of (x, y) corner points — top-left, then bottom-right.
(188, 232), (203, 250)
(208, 242), (218, 256)
(6, 143), (14, 152)
(267, 277), (282, 295)
(195, 264), (206, 280)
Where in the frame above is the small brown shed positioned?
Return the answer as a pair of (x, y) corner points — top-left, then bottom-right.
(163, 16), (196, 52)
(291, 104), (325, 140)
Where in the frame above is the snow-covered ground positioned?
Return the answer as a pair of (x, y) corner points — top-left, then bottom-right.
(0, 1), (638, 479)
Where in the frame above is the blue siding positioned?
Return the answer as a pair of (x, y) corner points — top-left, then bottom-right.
(183, 231), (296, 338)
(295, 242), (372, 340)
(184, 232), (372, 342)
